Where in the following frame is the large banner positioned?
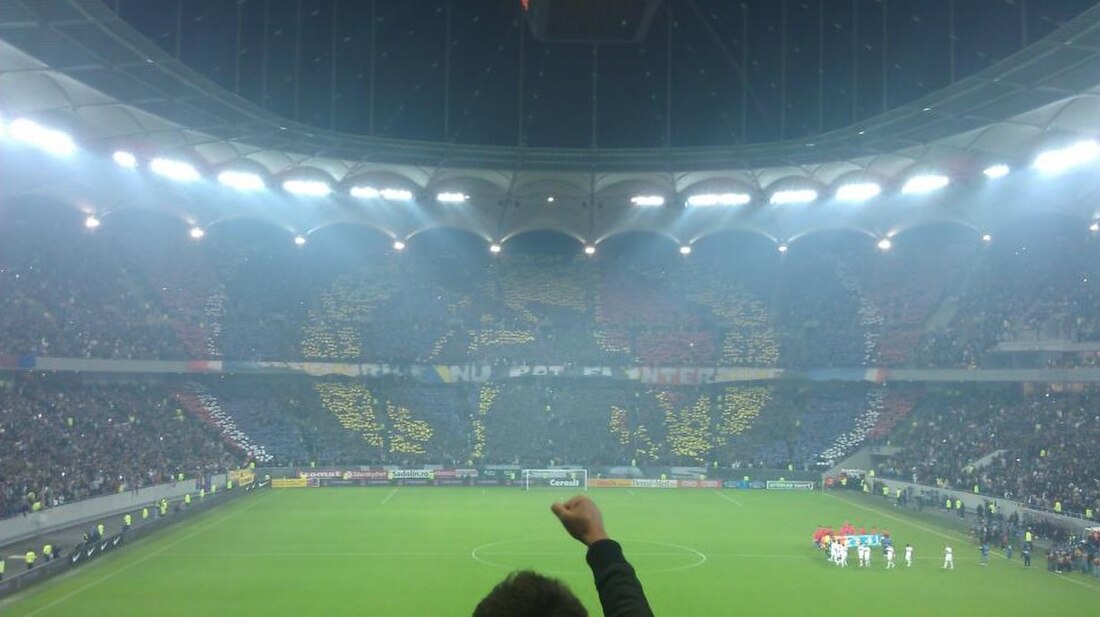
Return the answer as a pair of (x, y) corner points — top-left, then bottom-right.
(273, 478), (309, 488)
(14, 358), (1100, 384)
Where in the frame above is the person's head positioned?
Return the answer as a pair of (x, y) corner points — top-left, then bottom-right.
(473, 570), (587, 617)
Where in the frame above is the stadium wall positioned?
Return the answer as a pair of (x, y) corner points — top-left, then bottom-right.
(0, 475), (225, 548)
(869, 478), (1094, 534)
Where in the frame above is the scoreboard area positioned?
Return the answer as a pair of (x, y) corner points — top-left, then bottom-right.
(2, 488), (1096, 617)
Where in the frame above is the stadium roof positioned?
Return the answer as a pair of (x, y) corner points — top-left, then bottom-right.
(1, 0), (1099, 247)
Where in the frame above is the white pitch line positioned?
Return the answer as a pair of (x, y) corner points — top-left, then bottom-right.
(1046, 571), (1100, 594)
(14, 491), (276, 617)
(714, 490), (744, 507)
(381, 488), (399, 505)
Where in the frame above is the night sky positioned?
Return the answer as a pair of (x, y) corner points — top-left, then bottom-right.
(108, 0), (1099, 148)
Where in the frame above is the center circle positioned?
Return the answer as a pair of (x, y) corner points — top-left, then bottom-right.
(470, 537), (707, 575)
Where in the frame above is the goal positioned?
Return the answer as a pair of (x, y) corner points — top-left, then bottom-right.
(522, 468), (588, 491)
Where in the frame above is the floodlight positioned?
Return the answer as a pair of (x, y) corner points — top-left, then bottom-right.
(294, 235), (307, 246)
(777, 243), (789, 254)
(835, 183), (882, 202)
(283, 179), (332, 197)
(437, 192), (467, 204)
(113, 151), (138, 169)
(981, 233), (992, 243)
(8, 118), (75, 156)
(876, 238), (893, 251)
(489, 243), (502, 254)
(380, 188), (413, 201)
(901, 174), (949, 195)
(686, 193), (751, 207)
(983, 164), (1009, 179)
(770, 189), (818, 205)
(679, 245), (692, 255)
(350, 186), (381, 199)
(630, 195), (665, 207)
(84, 216), (101, 229)
(546, 196), (556, 203)
(392, 240), (406, 251)
(1090, 222), (1099, 232)
(150, 158), (200, 183)
(189, 227), (205, 239)
(1033, 140), (1100, 174)
(584, 245), (596, 255)
(218, 170), (265, 191)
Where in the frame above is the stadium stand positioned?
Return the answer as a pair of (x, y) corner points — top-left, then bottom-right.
(0, 377), (237, 518)
(879, 385), (1100, 519)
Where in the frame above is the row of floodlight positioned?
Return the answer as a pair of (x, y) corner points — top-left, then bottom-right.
(141, 152), (466, 203)
(4, 115), (1100, 249)
(630, 142), (1100, 209)
(5, 116), (1100, 211)
(630, 172), (966, 208)
(139, 153), (464, 203)
(0, 118), (466, 204)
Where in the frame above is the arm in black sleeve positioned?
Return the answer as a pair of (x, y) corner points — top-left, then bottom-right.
(585, 539), (655, 617)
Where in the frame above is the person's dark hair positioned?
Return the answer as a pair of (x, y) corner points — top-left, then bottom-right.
(472, 570), (587, 617)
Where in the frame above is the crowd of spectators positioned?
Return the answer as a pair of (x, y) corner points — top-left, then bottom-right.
(5, 205), (1100, 532)
(914, 222), (1100, 368)
(3, 371), (1097, 526)
(0, 376), (238, 518)
(879, 385), (1100, 520)
(0, 211), (184, 360)
(312, 381), (875, 469)
(4, 206), (1100, 373)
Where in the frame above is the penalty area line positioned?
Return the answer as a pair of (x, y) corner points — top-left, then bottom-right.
(381, 488), (399, 505)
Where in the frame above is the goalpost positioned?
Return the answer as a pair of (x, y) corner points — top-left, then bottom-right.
(522, 468), (588, 491)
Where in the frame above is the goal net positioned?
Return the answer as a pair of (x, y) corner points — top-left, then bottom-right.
(522, 468), (588, 491)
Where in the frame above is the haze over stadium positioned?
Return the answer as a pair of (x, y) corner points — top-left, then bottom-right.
(1, 1), (1099, 615)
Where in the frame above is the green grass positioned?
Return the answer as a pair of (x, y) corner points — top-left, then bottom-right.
(3, 488), (1098, 616)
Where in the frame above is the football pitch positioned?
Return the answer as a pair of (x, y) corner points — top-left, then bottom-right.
(3, 488), (1097, 616)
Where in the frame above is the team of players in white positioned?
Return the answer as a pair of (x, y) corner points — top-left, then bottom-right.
(828, 542), (953, 569)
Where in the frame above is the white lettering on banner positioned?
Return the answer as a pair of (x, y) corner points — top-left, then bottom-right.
(448, 366), (492, 382)
(765, 480), (814, 490)
(631, 479), (677, 488)
(389, 470), (435, 481)
(637, 367), (717, 386)
(361, 364), (409, 378)
(299, 470), (343, 479)
(548, 479), (581, 487)
(509, 365), (565, 377)
(583, 366), (612, 376)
